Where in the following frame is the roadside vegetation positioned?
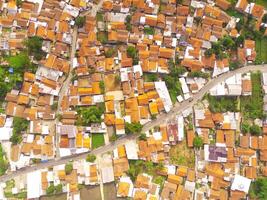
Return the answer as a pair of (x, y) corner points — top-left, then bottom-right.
(4, 179), (27, 199)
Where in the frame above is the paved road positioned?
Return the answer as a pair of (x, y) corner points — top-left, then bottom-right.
(0, 64), (266, 182)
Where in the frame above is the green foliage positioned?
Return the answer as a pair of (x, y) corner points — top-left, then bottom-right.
(76, 106), (104, 125)
(241, 122), (250, 134)
(8, 53), (31, 73)
(193, 136), (203, 149)
(204, 49), (214, 57)
(188, 71), (209, 79)
(125, 15), (132, 31)
(10, 117), (29, 145)
(24, 36), (45, 60)
(100, 80), (105, 94)
(163, 60), (186, 103)
(115, 74), (121, 85)
(143, 73), (158, 82)
(97, 32), (108, 43)
(65, 163), (73, 175)
(92, 134), (105, 149)
(16, 0), (22, 7)
(46, 184), (55, 195)
(55, 184), (63, 194)
(250, 124), (262, 136)
(75, 16), (86, 28)
(207, 95), (238, 113)
(143, 27), (155, 35)
(51, 102), (58, 111)
(229, 60), (242, 70)
(105, 48), (116, 58)
(240, 72), (264, 119)
(46, 183), (63, 195)
(0, 144), (8, 176)
(96, 12), (104, 22)
(125, 122), (143, 134)
(249, 177), (267, 200)
(127, 46), (139, 65)
(86, 154), (96, 162)
(138, 133), (147, 141)
(109, 134), (118, 142)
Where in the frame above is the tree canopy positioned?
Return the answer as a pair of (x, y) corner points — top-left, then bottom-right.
(249, 177), (267, 200)
(65, 163), (73, 175)
(24, 36), (45, 60)
(76, 105), (104, 125)
(86, 154), (96, 162)
(75, 16), (86, 28)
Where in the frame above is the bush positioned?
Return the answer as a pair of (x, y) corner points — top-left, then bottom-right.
(125, 122), (143, 134)
(51, 102), (58, 111)
(188, 71), (209, 79)
(250, 124), (262, 136)
(193, 136), (203, 149)
(204, 49), (214, 57)
(65, 163), (73, 175)
(105, 48), (116, 58)
(86, 154), (96, 162)
(126, 46), (139, 65)
(75, 16), (86, 28)
(207, 95), (238, 113)
(55, 184), (63, 194)
(109, 134), (118, 142)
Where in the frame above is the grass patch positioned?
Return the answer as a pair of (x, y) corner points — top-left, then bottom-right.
(240, 72), (264, 119)
(169, 140), (195, 168)
(256, 37), (267, 63)
(91, 134), (105, 149)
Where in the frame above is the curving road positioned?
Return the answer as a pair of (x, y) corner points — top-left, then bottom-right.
(0, 64), (266, 182)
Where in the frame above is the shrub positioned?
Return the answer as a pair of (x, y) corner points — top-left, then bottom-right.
(65, 163), (73, 175)
(86, 154), (96, 162)
(193, 136), (203, 149)
(143, 27), (155, 35)
(241, 122), (250, 134)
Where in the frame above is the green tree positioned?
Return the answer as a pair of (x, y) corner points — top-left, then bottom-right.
(76, 106), (104, 125)
(10, 117), (29, 145)
(8, 53), (31, 73)
(99, 81), (105, 94)
(193, 136), (203, 149)
(125, 122), (143, 134)
(127, 46), (137, 59)
(46, 184), (55, 195)
(0, 145), (8, 176)
(65, 163), (73, 175)
(16, 0), (22, 7)
(250, 124), (262, 136)
(204, 49), (214, 57)
(144, 161), (154, 174)
(51, 102), (58, 111)
(55, 184), (63, 194)
(143, 27), (155, 35)
(125, 15), (132, 31)
(139, 133), (147, 141)
(241, 122), (250, 134)
(249, 177), (267, 200)
(109, 134), (118, 142)
(105, 48), (116, 58)
(24, 36), (45, 60)
(75, 16), (86, 28)
(86, 154), (96, 162)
